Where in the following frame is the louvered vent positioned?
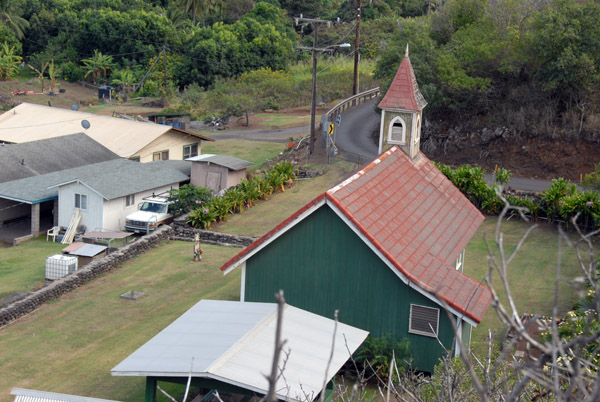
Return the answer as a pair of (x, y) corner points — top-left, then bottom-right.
(409, 304), (439, 337)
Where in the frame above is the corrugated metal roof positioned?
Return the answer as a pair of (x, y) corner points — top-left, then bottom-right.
(111, 300), (368, 402)
(11, 388), (120, 402)
(0, 134), (120, 184)
(220, 147), (491, 324)
(187, 154), (253, 170)
(0, 159), (187, 203)
(0, 103), (213, 158)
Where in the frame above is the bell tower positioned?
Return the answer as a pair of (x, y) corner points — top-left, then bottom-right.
(378, 45), (427, 159)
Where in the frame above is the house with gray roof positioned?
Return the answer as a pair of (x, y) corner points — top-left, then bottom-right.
(0, 134), (120, 234)
(0, 159), (188, 241)
(188, 154), (253, 193)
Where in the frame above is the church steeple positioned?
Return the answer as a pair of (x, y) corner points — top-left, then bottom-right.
(377, 44), (427, 159)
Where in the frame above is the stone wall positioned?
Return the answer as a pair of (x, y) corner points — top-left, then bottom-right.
(0, 226), (173, 328)
(171, 213), (256, 248)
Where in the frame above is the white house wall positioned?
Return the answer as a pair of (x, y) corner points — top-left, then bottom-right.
(102, 184), (178, 231)
(58, 182), (104, 232)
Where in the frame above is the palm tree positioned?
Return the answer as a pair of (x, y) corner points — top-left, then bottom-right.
(82, 50), (114, 84)
(179, 0), (213, 27)
(0, 0), (29, 39)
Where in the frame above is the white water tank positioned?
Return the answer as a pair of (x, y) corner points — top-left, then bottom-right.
(45, 254), (78, 280)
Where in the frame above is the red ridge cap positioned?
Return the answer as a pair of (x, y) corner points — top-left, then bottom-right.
(219, 192), (327, 272)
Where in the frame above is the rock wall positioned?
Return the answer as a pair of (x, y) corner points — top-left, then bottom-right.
(171, 213), (256, 248)
(0, 226), (173, 328)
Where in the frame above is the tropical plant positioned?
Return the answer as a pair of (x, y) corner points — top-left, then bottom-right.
(187, 206), (218, 229)
(224, 188), (246, 213)
(47, 58), (61, 93)
(27, 59), (48, 93)
(111, 67), (136, 95)
(210, 196), (233, 222)
(541, 178), (577, 220)
(0, 41), (20, 80)
(494, 167), (512, 186)
(82, 50), (114, 84)
(167, 184), (212, 217)
(0, 0), (29, 39)
(179, 0), (212, 26)
(582, 162), (600, 189)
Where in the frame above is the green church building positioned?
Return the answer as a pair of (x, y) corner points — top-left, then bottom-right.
(220, 52), (492, 373)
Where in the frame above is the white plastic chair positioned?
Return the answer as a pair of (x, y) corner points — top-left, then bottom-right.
(46, 226), (60, 242)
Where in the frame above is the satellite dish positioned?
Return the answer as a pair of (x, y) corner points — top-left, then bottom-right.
(71, 104), (80, 111)
(81, 120), (91, 130)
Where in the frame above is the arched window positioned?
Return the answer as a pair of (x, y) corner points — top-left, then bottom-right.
(388, 116), (406, 144)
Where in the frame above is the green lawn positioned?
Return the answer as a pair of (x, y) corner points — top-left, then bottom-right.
(252, 113), (311, 129)
(0, 242), (240, 402)
(201, 139), (285, 169)
(0, 238), (65, 301)
(464, 218), (582, 354)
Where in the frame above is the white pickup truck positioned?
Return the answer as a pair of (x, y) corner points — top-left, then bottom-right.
(124, 195), (174, 234)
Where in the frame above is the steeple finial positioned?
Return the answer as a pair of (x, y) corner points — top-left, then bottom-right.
(405, 43), (409, 58)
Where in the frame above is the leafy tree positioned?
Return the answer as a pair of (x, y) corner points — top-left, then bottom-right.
(178, 0), (213, 26)
(167, 184), (212, 216)
(82, 49), (113, 84)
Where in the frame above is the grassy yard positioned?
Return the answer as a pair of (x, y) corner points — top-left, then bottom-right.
(0, 238), (65, 301)
(213, 166), (354, 237)
(0, 241), (241, 402)
(252, 113), (311, 129)
(464, 218), (583, 354)
(201, 139), (285, 169)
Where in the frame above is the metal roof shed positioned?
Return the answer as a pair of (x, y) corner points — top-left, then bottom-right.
(187, 154), (253, 193)
(111, 299), (368, 402)
(11, 388), (120, 402)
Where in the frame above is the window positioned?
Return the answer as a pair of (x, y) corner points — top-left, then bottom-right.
(129, 156), (141, 162)
(126, 194), (135, 207)
(388, 116), (406, 144)
(409, 304), (439, 337)
(153, 150), (169, 161)
(74, 193), (87, 210)
(183, 143), (198, 159)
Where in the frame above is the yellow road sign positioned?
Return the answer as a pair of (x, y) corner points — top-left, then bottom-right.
(328, 123), (334, 135)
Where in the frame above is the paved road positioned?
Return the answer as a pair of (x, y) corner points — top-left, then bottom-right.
(334, 99), (379, 159)
(332, 100), (554, 193)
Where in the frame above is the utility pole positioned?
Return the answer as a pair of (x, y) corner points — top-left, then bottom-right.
(296, 17), (331, 155)
(353, 0), (362, 95)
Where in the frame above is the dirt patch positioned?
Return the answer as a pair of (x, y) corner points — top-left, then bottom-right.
(0, 79), (163, 116)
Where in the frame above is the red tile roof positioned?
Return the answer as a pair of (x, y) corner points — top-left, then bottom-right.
(378, 53), (427, 111)
(326, 147), (490, 323)
(220, 147), (491, 324)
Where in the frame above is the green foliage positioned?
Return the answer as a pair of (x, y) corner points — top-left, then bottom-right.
(582, 162), (600, 189)
(82, 49), (113, 84)
(186, 162), (298, 229)
(494, 167), (511, 185)
(0, 42), (21, 80)
(541, 178), (577, 219)
(354, 335), (412, 380)
(176, 2), (294, 88)
(167, 184), (212, 217)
